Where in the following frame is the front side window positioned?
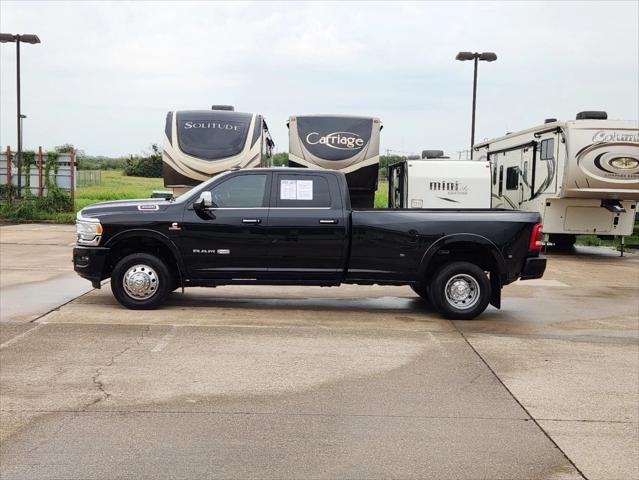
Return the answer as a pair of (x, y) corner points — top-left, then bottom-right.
(209, 174), (268, 208)
(276, 175), (331, 208)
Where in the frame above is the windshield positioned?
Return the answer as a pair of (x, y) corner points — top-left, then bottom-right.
(176, 111), (252, 160)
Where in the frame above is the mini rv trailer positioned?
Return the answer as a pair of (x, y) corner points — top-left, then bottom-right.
(288, 115), (382, 208)
(388, 150), (491, 209)
(162, 106), (274, 195)
(474, 111), (639, 247)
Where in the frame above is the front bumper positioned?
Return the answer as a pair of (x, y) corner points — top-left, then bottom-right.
(520, 256), (547, 280)
(73, 246), (110, 288)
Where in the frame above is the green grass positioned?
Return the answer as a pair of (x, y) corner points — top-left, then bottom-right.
(1, 171), (164, 224)
(374, 181), (388, 208)
(575, 228), (639, 248)
(74, 171), (164, 211)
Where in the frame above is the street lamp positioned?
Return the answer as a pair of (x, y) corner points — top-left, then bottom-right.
(1, 33), (41, 198)
(456, 51), (497, 159)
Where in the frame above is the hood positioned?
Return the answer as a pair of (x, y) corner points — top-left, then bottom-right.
(79, 198), (173, 219)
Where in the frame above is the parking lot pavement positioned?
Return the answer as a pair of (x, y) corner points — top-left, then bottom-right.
(0, 224), (637, 479)
(0, 224), (92, 330)
(454, 249), (639, 480)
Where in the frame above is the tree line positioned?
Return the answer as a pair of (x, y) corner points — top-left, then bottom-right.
(70, 146), (407, 179)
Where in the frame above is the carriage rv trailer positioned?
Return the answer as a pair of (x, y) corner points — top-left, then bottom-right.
(388, 150), (491, 209)
(474, 111), (639, 248)
(288, 114), (382, 208)
(162, 105), (274, 195)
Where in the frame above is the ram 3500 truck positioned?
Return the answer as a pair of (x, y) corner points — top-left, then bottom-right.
(73, 168), (546, 319)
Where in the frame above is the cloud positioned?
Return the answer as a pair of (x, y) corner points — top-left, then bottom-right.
(1, 1), (637, 157)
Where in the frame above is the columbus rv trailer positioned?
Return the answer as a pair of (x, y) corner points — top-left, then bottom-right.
(474, 111), (639, 247)
(389, 150), (491, 208)
(163, 105), (274, 195)
(288, 114), (382, 208)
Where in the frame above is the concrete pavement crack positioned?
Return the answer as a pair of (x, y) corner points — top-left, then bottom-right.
(23, 411), (78, 455)
(84, 325), (151, 410)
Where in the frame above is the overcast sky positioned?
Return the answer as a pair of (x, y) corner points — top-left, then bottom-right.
(1, 1), (638, 158)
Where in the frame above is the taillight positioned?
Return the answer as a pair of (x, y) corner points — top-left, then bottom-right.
(529, 223), (544, 251)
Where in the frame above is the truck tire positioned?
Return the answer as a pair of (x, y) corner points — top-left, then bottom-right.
(429, 262), (491, 320)
(410, 283), (429, 301)
(111, 253), (172, 309)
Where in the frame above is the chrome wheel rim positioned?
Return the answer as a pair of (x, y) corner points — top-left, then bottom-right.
(123, 264), (158, 300)
(444, 274), (480, 310)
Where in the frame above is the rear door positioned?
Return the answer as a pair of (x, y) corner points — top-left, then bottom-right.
(180, 172), (271, 279)
(266, 172), (347, 281)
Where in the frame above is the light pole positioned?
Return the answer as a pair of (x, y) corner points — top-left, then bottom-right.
(0, 33), (41, 198)
(456, 51), (497, 159)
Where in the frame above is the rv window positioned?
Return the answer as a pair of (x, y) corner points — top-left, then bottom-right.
(491, 158), (498, 185)
(540, 138), (555, 160)
(506, 167), (519, 190)
(523, 161), (528, 181)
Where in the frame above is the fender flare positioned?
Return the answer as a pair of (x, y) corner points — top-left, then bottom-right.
(418, 233), (507, 283)
(104, 229), (185, 287)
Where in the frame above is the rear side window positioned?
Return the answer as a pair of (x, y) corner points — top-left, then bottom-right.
(540, 138), (555, 160)
(209, 174), (268, 208)
(506, 166), (519, 190)
(276, 174), (331, 207)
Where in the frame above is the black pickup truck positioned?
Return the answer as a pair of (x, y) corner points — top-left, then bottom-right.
(73, 168), (546, 319)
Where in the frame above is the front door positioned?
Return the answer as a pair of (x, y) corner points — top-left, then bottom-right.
(180, 172), (271, 279)
(266, 172), (347, 281)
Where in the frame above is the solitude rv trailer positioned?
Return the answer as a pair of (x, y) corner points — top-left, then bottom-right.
(388, 150), (491, 208)
(475, 111), (639, 247)
(162, 106), (274, 194)
(288, 115), (382, 208)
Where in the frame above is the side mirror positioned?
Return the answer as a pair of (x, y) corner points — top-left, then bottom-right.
(193, 191), (213, 210)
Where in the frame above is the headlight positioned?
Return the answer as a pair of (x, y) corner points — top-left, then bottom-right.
(76, 213), (103, 246)
(608, 157), (639, 170)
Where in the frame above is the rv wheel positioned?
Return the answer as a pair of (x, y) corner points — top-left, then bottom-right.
(429, 262), (491, 320)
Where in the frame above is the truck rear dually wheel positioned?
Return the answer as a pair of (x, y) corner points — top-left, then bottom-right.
(111, 253), (172, 309)
(430, 261), (491, 320)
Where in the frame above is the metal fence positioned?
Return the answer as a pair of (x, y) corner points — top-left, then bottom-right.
(77, 170), (102, 187)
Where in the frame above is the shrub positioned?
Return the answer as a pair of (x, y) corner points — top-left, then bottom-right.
(124, 144), (162, 178)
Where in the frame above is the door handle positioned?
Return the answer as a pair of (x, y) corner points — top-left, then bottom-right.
(242, 218), (262, 224)
(319, 219), (338, 224)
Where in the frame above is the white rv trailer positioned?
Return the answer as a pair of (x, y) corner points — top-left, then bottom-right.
(288, 114), (382, 208)
(474, 111), (639, 246)
(388, 150), (491, 208)
(162, 106), (274, 195)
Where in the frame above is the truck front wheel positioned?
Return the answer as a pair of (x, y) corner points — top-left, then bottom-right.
(429, 262), (491, 320)
(111, 253), (172, 309)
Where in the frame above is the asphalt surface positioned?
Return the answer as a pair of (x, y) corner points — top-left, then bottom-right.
(0, 224), (637, 480)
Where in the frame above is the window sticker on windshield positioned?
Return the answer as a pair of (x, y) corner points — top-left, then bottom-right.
(280, 180), (297, 200)
(297, 180), (313, 200)
(280, 179), (314, 200)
